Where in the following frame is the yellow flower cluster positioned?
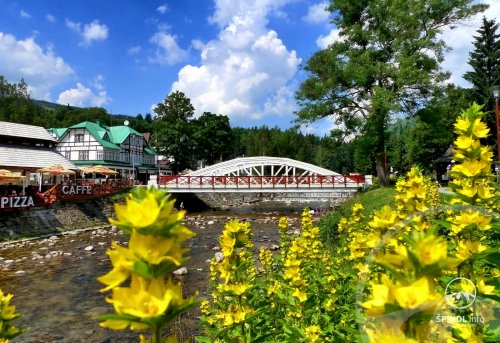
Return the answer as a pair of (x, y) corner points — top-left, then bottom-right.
(201, 210), (339, 341)
(259, 247), (273, 271)
(358, 104), (499, 342)
(304, 325), (322, 343)
(0, 289), (24, 342)
(202, 219), (256, 339)
(394, 166), (438, 214)
(449, 103), (497, 208)
(97, 187), (197, 343)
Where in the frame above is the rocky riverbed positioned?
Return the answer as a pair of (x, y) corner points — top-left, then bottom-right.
(0, 210), (309, 343)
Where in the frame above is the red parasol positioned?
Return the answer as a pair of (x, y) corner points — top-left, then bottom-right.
(37, 164), (76, 176)
(81, 165), (118, 175)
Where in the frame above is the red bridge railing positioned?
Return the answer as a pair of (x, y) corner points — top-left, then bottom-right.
(158, 174), (365, 189)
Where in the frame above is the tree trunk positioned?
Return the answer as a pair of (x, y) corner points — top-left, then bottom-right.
(376, 154), (387, 186)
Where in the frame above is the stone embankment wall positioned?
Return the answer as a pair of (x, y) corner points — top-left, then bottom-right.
(0, 200), (116, 242)
(194, 192), (355, 209)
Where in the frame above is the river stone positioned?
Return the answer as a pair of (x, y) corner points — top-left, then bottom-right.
(214, 252), (224, 263)
(207, 220), (215, 225)
(173, 267), (188, 275)
(15, 270), (26, 275)
(211, 246), (220, 251)
(84, 246), (94, 251)
(270, 244), (280, 251)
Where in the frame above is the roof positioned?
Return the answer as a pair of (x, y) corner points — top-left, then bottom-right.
(67, 121), (120, 150)
(51, 120), (157, 154)
(48, 128), (68, 138)
(0, 121), (56, 142)
(144, 147), (156, 155)
(109, 125), (142, 144)
(0, 146), (79, 170)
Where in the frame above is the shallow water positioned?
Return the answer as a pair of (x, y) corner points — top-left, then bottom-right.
(0, 205), (314, 342)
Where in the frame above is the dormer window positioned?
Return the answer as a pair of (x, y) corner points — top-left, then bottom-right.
(75, 134), (84, 142)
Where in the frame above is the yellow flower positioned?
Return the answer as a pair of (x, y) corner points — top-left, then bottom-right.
(129, 231), (189, 266)
(453, 210), (491, 232)
(454, 117), (471, 133)
(200, 300), (211, 315)
(477, 279), (494, 295)
(369, 206), (398, 230)
(218, 282), (250, 296)
(354, 262), (370, 276)
(414, 235), (447, 265)
(454, 240), (487, 261)
(361, 275), (394, 316)
(111, 193), (161, 229)
(304, 325), (321, 343)
(455, 136), (477, 151)
(471, 118), (490, 138)
(453, 159), (489, 178)
(98, 242), (136, 291)
(292, 288), (308, 302)
(216, 305), (253, 326)
(392, 277), (441, 310)
(111, 276), (181, 318)
(459, 278), (475, 294)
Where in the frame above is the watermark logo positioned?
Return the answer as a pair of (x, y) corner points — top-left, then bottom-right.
(444, 277), (476, 309)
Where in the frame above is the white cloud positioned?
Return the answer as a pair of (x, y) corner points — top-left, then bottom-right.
(440, 0), (500, 86)
(93, 74), (105, 91)
(57, 82), (110, 107)
(157, 5), (168, 14)
(149, 31), (187, 65)
(128, 45), (141, 54)
(0, 32), (73, 100)
(66, 19), (108, 47)
(303, 2), (329, 24)
(208, 0), (294, 27)
(20, 10), (31, 19)
(46, 14), (56, 22)
(172, 0), (300, 124)
(316, 28), (341, 49)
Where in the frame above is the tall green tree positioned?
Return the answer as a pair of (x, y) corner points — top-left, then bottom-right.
(295, 0), (485, 185)
(0, 77), (40, 124)
(463, 16), (500, 149)
(192, 112), (233, 166)
(153, 91), (196, 173)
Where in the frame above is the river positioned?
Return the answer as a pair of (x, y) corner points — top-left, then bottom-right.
(0, 202), (326, 343)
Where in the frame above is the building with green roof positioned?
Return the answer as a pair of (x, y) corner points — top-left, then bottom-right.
(49, 121), (165, 183)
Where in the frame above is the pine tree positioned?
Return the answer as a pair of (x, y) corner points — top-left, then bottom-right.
(463, 17), (500, 148)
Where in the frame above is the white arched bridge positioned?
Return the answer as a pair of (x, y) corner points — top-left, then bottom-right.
(158, 157), (365, 196)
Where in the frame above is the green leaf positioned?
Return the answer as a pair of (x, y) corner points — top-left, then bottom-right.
(132, 260), (153, 279)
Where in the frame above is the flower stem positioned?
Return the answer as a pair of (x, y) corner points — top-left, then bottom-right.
(151, 325), (161, 343)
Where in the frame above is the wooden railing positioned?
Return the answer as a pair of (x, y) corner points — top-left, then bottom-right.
(158, 174), (365, 189)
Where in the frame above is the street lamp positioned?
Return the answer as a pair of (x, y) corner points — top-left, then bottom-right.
(493, 85), (500, 162)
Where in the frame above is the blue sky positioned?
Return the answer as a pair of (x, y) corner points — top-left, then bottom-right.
(0, 0), (498, 134)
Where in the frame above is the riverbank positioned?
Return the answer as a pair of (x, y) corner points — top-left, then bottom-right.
(0, 199), (316, 342)
(0, 198), (116, 242)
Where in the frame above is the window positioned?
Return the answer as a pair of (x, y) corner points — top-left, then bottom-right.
(75, 134), (84, 142)
(65, 151), (71, 160)
(96, 151), (103, 160)
(78, 151), (89, 160)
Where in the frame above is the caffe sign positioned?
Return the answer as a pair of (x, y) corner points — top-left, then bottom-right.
(61, 185), (92, 195)
(0, 196), (35, 209)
